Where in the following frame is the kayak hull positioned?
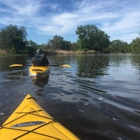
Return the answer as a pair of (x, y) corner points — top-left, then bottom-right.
(0, 94), (79, 140)
(29, 66), (50, 77)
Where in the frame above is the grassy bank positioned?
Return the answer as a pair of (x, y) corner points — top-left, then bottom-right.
(0, 50), (6, 56)
(0, 50), (29, 56)
(44, 49), (96, 55)
(0, 49), (96, 56)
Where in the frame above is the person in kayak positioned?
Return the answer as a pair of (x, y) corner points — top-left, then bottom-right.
(31, 49), (49, 66)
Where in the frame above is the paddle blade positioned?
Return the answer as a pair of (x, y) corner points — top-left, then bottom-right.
(59, 64), (71, 68)
(9, 64), (23, 67)
(9, 64), (71, 68)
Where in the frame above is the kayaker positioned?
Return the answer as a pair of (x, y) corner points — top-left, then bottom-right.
(31, 49), (49, 66)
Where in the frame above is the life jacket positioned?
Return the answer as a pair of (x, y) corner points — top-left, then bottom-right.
(33, 54), (44, 66)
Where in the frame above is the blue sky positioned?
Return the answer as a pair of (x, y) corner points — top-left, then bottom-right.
(0, 0), (140, 44)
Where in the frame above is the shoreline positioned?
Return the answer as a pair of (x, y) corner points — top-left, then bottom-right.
(0, 49), (134, 56)
(0, 49), (96, 56)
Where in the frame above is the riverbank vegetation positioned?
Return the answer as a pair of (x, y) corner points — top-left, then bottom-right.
(0, 24), (140, 56)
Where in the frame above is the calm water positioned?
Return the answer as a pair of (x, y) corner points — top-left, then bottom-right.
(0, 54), (140, 140)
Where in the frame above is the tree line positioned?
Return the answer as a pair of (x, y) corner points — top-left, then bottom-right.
(0, 24), (140, 55)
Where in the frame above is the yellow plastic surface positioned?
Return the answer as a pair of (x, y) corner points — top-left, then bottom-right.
(9, 64), (23, 67)
(0, 94), (79, 140)
(59, 64), (71, 68)
(29, 66), (50, 77)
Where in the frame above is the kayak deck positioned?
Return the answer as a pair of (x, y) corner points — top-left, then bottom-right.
(29, 66), (50, 77)
(0, 94), (79, 140)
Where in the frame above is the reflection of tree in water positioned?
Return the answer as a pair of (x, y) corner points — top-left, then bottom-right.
(31, 75), (49, 87)
(109, 54), (128, 66)
(0, 56), (29, 71)
(130, 54), (140, 74)
(3, 70), (24, 80)
(77, 55), (110, 78)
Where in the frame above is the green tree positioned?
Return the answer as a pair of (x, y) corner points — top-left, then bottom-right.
(61, 40), (71, 50)
(71, 42), (78, 51)
(27, 40), (37, 48)
(130, 38), (140, 53)
(0, 24), (27, 54)
(108, 40), (130, 53)
(75, 25), (110, 52)
(48, 35), (71, 50)
(48, 35), (64, 50)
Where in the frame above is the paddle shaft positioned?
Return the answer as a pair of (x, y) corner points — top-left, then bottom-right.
(9, 64), (71, 68)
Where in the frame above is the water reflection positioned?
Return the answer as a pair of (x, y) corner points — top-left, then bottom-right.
(108, 54), (128, 65)
(31, 75), (49, 87)
(0, 54), (140, 140)
(3, 70), (24, 80)
(130, 54), (140, 74)
(0, 56), (29, 71)
(76, 55), (109, 78)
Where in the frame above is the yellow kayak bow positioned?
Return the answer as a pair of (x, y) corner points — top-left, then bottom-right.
(0, 94), (79, 140)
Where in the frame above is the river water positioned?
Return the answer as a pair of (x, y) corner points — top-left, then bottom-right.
(0, 54), (140, 140)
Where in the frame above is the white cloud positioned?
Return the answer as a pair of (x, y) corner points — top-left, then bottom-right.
(0, 0), (41, 15)
(0, 0), (140, 43)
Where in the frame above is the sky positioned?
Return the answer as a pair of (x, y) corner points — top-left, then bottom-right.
(0, 0), (140, 44)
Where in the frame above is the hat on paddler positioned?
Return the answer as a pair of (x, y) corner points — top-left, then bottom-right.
(36, 49), (43, 54)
